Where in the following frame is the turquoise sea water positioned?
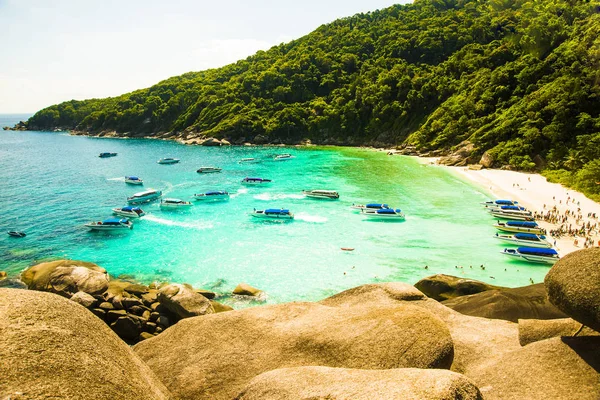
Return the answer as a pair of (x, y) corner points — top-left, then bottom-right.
(0, 115), (551, 303)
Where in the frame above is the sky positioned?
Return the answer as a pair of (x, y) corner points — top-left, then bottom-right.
(0, 0), (410, 113)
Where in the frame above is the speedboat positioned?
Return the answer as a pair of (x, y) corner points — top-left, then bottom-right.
(85, 218), (132, 231)
(125, 176), (143, 185)
(112, 206), (145, 218)
(488, 205), (533, 220)
(350, 203), (390, 211)
(501, 247), (559, 264)
(481, 199), (519, 209)
(194, 191), (230, 201)
(242, 177), (272, 185)
(302, 190), (339, 200)
(99, 152), (117, 158)
(274, 153), (295, 161)
(494, 232), (553, 248)
(7, 231), (26, 238)
(127, 189), (162, 204)
(160, 198), (193, 209)
(251, 208), (294, 220)
(361, 208), (405, 220)
(493, 220), (545, 234)
(196, 167), (222, 173)
(238, 158), (261, 164)
(157, 158), (180, 164)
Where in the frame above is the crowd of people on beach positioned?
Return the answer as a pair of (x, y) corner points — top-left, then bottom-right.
(533, 200), (600, 248)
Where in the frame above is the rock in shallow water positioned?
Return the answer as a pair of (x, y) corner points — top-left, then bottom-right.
(158, 283), (214, 319)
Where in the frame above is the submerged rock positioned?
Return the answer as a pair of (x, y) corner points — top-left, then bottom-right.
(232, 283), (263, 297)
(236, 366), (483, 400)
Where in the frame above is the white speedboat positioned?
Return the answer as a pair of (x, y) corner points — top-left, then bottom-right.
(85, 218), (132, 231)
(350, 203), (390, 211)
(99, 152), (117, 158)
(238, 158), (261, 164)
(241, 177), (272, 185)
(274, 153), (295, 161)
(494, 233), (552, 248)
(125, 176), (143, 185)
(361, 208), (405, 220)
(127, 189), (162, 204)
(493, 221), (545, 234)
(112, 206), (145, 218)
(302, 190), (339, 200)
(488, 205), (533, 220)
(501, 247), (559, 264)
(157, 158), (180, 164)
(251, 208), (294, 220)
(196, 167), (222, 173)
(481, 199), (519, 209)
(194, 191), (230, 201)
(160, 198), (193, 209)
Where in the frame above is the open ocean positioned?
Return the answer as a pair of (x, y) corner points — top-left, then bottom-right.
(0, 114), (551, 303)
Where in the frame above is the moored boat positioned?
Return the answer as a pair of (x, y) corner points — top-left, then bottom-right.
(85, 218), (132, 231)
(99, 152), (117, 158)
(7, 231), (26, 238)
(493, 220), (545, 234)
(241, 177), (272, 185)
(194, 191), (230, 201)
(361, 208), (405, 220)
(238, 158), (261, 164)
(481, 199), (519, 210)
(157, 158), (180, 164)
(196, 167), (222, 173)
(127, 189), (162, 204)
(160, 198), (193, 209)
(488, 205), (533, 220)
(274, 153), (295, 161)
(125, 176), (143, 185)
(302, 190), (339, 199)
(350, 203), (390, 211)
(501, 247), (559, 264)
(112, 206), (145, 218)
(494, 232), (553, 248)
(251, 208), (294, 220)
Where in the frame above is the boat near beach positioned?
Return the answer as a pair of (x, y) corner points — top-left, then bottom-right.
(112, 206), (145, 218)
(361, 208), (405, 220)
(160, 198), (193, 209)
(481, 199), (519, 209)
(85, 218), (132, 231)
(157, 158), (180, 164)
(196, 167), (222, 173)
(274, 153), (295, 161)
(127, 189), (162, 204)
(194, 191), (230, 201)
(242, 177), (272, 185)
(350, 203), (390, 211)
(99, 152), (117, 158)
(501, 247), (559, 264)
(302, 190), (339, 199)
(493, 220), (545, 234)
(488, 205), (533, 220)
(251, 208), (294, 220)
(238, 157), (261, 164)
(125, 176), (143, 185)
(7, 231), (26, 238)
(494, 233), (553, 248)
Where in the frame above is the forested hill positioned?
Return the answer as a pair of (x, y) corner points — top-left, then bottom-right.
(23, 0), (600, 197)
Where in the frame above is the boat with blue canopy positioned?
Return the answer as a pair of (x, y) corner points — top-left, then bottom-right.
(488, 205), (533, 220)
(242, 177), (272, 185)
(493, 220), (545, 234)
(481, 199), (519, 209)
(112, 206), (145, 218)
(194, 191), (230, 201)
(127, 189), (162, 204)
(494, 232), (552, 248)
(125, 176), (143, 185)
(85, 218), (132, 231)
(361, 208), (405, 220)
(251, 208), (294, 220)
(350, 203), (390, 211)
(501, 247), (559, 264)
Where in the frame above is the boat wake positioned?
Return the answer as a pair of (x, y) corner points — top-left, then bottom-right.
(107, 177), (125, 182)
(294, 213), (328, 223)
(142, 215), (213, 230)
(253, 193), (305, 201)
(230, 188), (248, 198)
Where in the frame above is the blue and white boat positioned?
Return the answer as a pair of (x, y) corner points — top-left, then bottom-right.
(127, 189), (162, 204)
(85, 218), (132, 231)
(194, 191), (230, 201)
(481, 199), (519, 209)
(112, 206), (145, 218)
(501, 247), (559, 264)
(350, 203), (390, 211)
(160, 198), (193, 209)
(488, 205), (533, 220)
(157, 158), (180, 164)
(361, 208), (405, 220)
(242, 177), (272, 185)
(494, 233), (553, 248)
(251, 208), (294, 220)
(125, 176), (143, 185)
(99, 152), (117, 158)
(493, 220), (545, 234)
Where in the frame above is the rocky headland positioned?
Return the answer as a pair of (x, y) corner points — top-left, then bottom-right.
(1, 248), (599, 399)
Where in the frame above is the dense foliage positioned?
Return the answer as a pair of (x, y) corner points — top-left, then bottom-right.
(26, 0), (600, 199)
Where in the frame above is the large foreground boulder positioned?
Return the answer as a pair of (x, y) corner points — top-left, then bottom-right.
(0, 289), (170, 399)
(21, 259), (109, 297)
(236, 366), (483, 400)
(545, 248), (600, 331)
(469, 336), (600, 400)
(441, 283), (567, 322)
(134, 300), (454, 399)
(415, 274), (500, 301)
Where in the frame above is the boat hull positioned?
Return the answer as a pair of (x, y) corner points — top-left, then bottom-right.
(196, 168), (222, 173)
(157, 159), (179, 164)
(112, 209), (145, 218)
(489, 212), (533, 221)
(251, 211), (294, 220)
(125, 179), (143, 185)
(501, 250), (559, 265)
(493, 224), (545, 234)
(493, 235), (552, 248)
(303, 191), (339, 200)
(160, 203), (192, 209)
(194, 194), (230, 201)
(85, 224), (132, 231)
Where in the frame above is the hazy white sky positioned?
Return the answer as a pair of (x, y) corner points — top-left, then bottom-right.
(0, 0), (410, 113)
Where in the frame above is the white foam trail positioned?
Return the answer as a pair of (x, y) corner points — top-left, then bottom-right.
(107, 177), (125, 182)
(294, 212), (328, 223)
(230, 188), (248, 199)
(143, 215), (213, 230)
(253, 193), (305, 201)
